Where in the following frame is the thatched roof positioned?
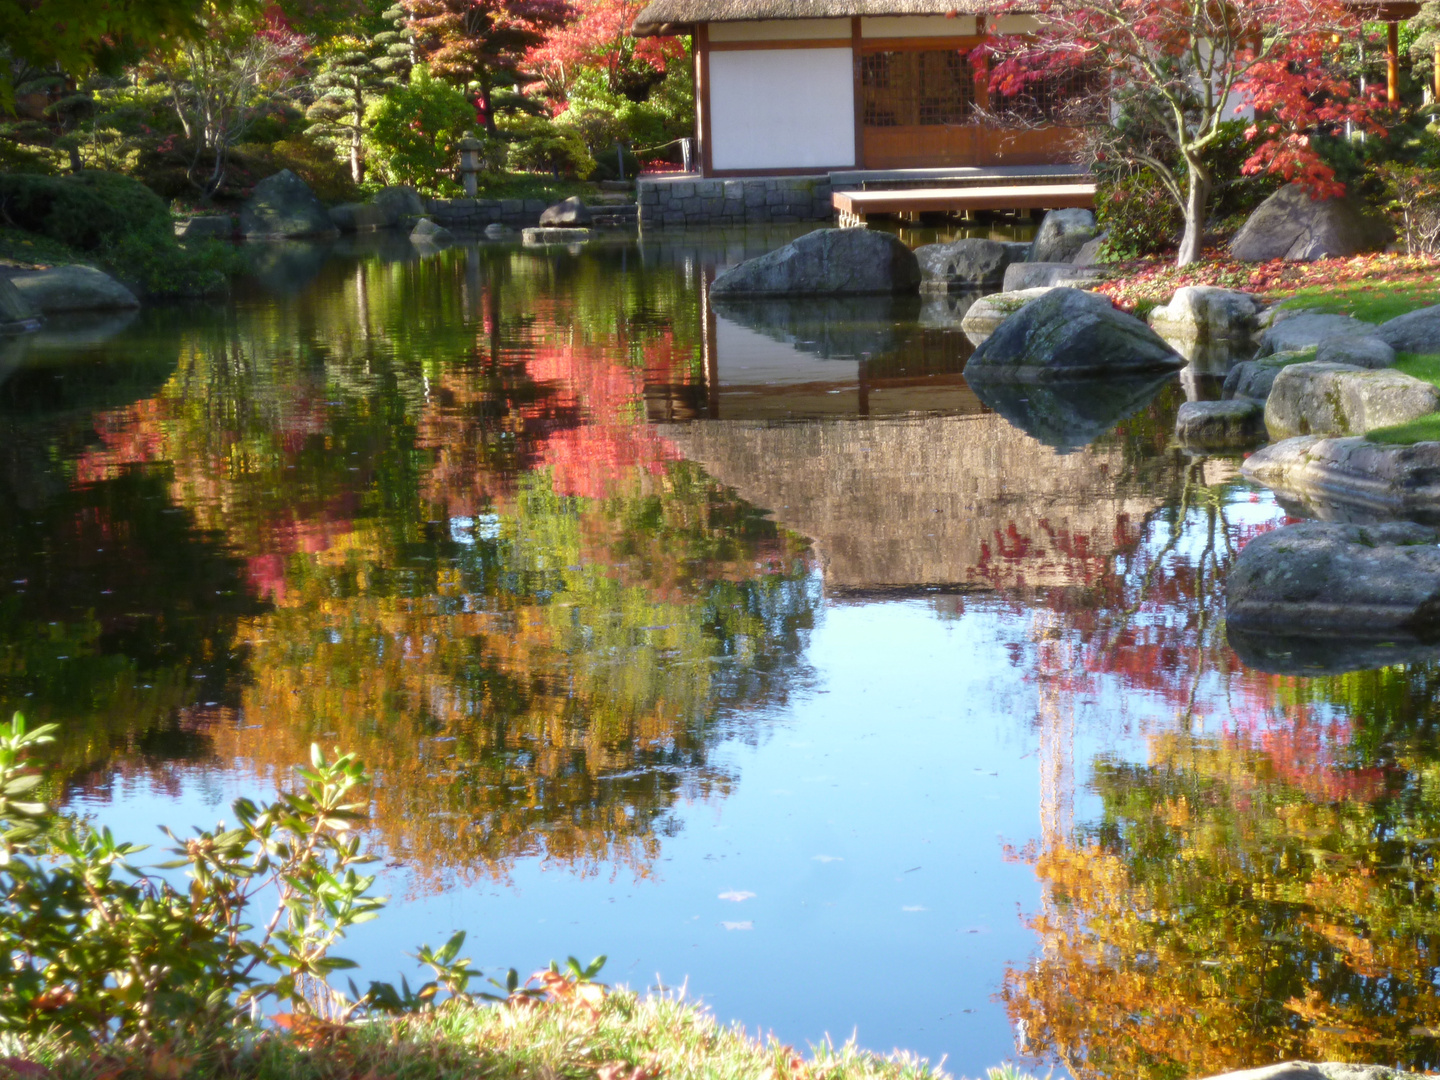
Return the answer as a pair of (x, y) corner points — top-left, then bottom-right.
(632, 0), (1007, 35)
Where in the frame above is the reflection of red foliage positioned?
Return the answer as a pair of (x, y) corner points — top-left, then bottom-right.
(417, 303), (693, 514)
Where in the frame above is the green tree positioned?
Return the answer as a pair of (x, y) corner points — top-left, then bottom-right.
(305, 6), (414, 183)
(363, 63), (474, 191)
(0, 0), (206, 112)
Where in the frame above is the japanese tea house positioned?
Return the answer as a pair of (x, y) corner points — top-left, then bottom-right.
(629, 0), (1086, 177)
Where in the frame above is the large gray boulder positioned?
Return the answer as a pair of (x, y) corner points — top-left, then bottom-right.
(1175, 399), (1266, 449)
(0, 275), (40, 329)
(914, 238), (1014, 291)
(959, 287), (1058, 344)
(1029, 208), (1097, 263)
(9, 265), (140, 313)
(1230, 184), (1391, 262)
(539, 196), (593, 227)
(1265, 361), (1440, 439)
(1227, 520), (1440, 634)
(710, 229), (920, 297)
(1314, 334), (1395, 369)
(1002, 261), (1103, 292)
(1257, 311), (1371, 356)
(1070, 230), (1109, 266)
(372, 186), (426, 228)
(1377, 304), (1440, 354)
(1148, 285), (1262, 359)
(1222, 351), (1309, 401)
(965, 287), (1185, 381)
(1242, 434), (1440, 518)
(410, 217), (456, 245)
(240, 169), (338, 239)
(330, 202), (389, 233)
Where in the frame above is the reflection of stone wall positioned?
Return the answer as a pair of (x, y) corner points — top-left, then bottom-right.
(639, 176), (834, 228)
(661, 414), (1170, 592)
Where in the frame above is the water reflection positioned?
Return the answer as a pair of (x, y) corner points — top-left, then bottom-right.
(8, 230), (1440, 1076)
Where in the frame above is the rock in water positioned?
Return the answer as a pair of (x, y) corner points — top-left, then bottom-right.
(0, 275), (40, 328)
(1028, 208), (1097, 263)
(372, 186), (426, 228)
(10, 265), (140, 313)
(1001, 262), (1103, 291)
(1230, 184), (1391, 262)
(240, 169), (338, 239)
(710, 229), (921, 297)
(410, 218), (456, 245)
(1148, 286), (1261, 355)
(1264, 361), (1440, 439)
(329, 203), (389, 233)
(484, 222), (516, 239)
(965, 287), (1184, 380)
(1257, 311), (1371, 355)
(914, 238), (1013, 291)
(959, 287), (1056, 344)
(1377, 304), (1440, 354)
(1242, 435), (1440, 519)
(1175, 400), (1266, 449)
(1222, 352), (1310, 402)
(1226, 520), (1440, 635)
(539, 196), (593, 227)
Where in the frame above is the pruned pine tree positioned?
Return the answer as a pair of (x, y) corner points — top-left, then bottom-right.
(305, 9), (414, 183)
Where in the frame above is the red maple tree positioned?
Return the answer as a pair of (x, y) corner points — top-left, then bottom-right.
(401, 0), (573, 128)
(984, 0), (1389, 265)
(525, 0), (682, 109)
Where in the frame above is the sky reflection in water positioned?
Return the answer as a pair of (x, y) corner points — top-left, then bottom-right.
(3, 228), (1440, 1079)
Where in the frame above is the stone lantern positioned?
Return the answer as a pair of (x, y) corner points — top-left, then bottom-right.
(457, 131), (484, 198)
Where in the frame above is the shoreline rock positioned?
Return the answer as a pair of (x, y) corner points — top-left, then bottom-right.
(1264, 362), (1440, 439)
(1175, 399), (1266, 450)
(1241, 435), (1440, 519)
(959, 287), (1057, 345)
(965, 287), (1184, 381)
(711, 229), (921, 297)
(1148, 285), (1261, 361)
(1226, 520), (1440, 635)
(915, 238), (1014, 292)
(9, 265), (140, 313)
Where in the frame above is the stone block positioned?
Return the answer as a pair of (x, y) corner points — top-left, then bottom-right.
(671, 181), (695, 198)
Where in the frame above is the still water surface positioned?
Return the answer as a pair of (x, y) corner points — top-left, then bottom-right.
(4, 228), (1440, 1079)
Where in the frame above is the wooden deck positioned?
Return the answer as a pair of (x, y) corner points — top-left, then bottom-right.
(833, 182), (1097, 227)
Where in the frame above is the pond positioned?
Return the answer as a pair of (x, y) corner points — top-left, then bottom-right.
(4, 227), (1440, 1079)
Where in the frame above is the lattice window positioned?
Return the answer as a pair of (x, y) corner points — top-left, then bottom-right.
(862, 49), (976, 128)
(989, 64), (1104, 126)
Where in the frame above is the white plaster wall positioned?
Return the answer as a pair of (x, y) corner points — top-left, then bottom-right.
(709, 49), (856, 170)
(710, 18), (849, 41)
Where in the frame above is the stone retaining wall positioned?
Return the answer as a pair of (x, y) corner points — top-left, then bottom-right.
(423, 197), (551, 229)
(638, 176), (834, 228)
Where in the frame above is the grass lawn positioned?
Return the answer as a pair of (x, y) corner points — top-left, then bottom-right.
(26, 991), (1005, 1080)
(1276, 281), (1440, 324)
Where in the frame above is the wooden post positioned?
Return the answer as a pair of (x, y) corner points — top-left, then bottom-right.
(1388, 20), (1400, 104)
(1434, 39), (1440, 100)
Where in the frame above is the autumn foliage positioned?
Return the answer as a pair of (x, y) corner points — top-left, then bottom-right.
(984, 0), (1388, 264)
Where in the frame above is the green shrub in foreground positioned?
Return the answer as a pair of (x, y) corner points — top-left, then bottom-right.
(0, 716), (474, 1048)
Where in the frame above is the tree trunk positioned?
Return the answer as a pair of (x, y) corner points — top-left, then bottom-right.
(351, 90), (365, 184)
(1176, 156), (1211, 267)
